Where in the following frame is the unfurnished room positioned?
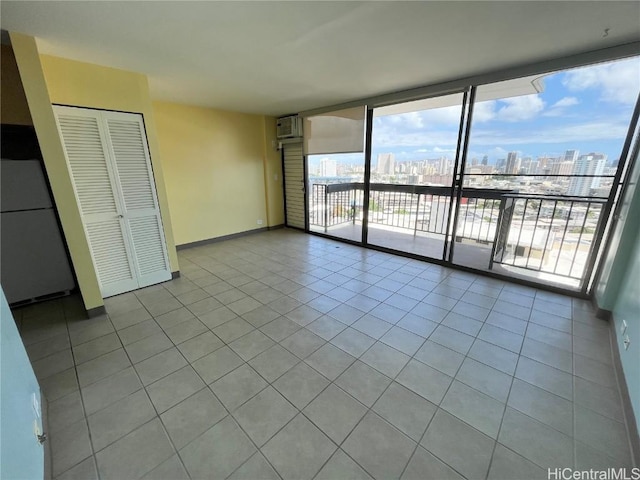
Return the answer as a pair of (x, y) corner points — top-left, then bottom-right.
(0, 2), (639, 480)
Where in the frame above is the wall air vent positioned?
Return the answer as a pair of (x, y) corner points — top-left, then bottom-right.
(276, 115), (302, 139)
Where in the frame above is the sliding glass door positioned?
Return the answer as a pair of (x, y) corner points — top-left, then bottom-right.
(454, 57), (640, 291)
(307, 152), (365, 242)
(304, 107), (367, 243)
(302, 55), (640, 293)
(367, 93), (466, 260)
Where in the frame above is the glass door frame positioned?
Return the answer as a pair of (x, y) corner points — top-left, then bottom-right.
(361, 107), (374, 246)
(443, 87), (474, 264)
(361, 89), (473, 263)
(303, 87), (509, 273)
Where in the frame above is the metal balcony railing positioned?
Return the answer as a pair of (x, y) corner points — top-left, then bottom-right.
(490, 194), (605, 280)
(309, 182), (605, 280)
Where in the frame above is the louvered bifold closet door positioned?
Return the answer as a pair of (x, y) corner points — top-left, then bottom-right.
(102, 111), (171, 288)
(283, 142), (306, 229)
(54, 106), (138, 297)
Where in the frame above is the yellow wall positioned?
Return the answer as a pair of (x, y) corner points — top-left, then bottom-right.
(10, 33), (103, 310)
(39, 54), (179, 273)
(10, 34), (286, 309)
(1, 44), (33, 125)
(153, 101), (284, 245)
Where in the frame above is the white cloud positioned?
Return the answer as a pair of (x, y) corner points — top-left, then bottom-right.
(378, 111), (423, 130)
(472, 101), (497, 122)
(375, 105), (463, 134)
(496, 95), (545, 122)
(470, 118), (629, 146)
(419, 106), (462, 126)
(401, 112), (424, 129)
(373, 107), (462, 149)
(374, 111), (630, 149)
(562, 57), (640, 105)
(488, 147), (508, 158)
(542, 110), (564, 118)
(373, 129), (460, 148)
(542, 96), (580, 117)
(552, 97), (579, 108)
(433, 147), (456, 153)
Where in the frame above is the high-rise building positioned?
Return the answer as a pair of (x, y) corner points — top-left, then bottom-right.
(537, 156), (550, 174)
(568, 153), (607, 196)
(550, 160), (574, 175)
(521, 157), (534, 174)
(481, 155), (489, 166)
(377, 153), (396, 175)
(319, 157), (337, 177)
(564, 149), (579, 163)
(438, 157), (450, 175)
(505, 151), (521, 175)
(423, 164), (436, 175)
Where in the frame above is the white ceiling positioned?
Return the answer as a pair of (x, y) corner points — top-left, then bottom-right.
(2, 1), (639, 116)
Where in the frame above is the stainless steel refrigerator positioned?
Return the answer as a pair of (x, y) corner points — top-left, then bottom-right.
(1, 159), (75, 304)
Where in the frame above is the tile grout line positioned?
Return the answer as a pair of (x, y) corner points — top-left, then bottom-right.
(482, 289), (535, 480)
(26, 231), (631, 479)
(96, 288), (194, 478)
(52, 304), (108, 480)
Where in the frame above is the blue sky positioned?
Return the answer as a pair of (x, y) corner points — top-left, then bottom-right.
(311, 56), (640, 167)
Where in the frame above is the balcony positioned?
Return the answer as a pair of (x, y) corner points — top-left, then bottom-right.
(309, 182), (605, 290)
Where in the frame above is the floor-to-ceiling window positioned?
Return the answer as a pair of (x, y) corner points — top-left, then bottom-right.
(455, 57), (640, 291)
(302, 55), (640, 294)
(305, 107), (367, 243)
(307, 152), (365, 242)
(367, 93), (466, 260)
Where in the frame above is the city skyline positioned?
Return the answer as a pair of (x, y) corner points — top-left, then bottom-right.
(309, 147), (614, 176)
(308, 56), (640, 169)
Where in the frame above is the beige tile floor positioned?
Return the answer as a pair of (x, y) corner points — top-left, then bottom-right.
(311, 222), (582, 290)
(14, 228), (634, 480)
